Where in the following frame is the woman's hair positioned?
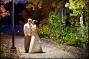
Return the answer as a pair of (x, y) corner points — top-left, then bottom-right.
(33, 20), (38, 24)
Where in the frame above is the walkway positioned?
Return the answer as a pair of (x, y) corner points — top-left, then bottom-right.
(14, 36), (75, 58)
(1, 35), (76, 58)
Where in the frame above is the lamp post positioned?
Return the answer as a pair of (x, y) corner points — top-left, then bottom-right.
(11, 0), (16, 49)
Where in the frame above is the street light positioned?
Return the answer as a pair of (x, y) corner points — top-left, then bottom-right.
(11, 0), (16, 49)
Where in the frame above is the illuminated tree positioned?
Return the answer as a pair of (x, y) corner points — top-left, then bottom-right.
(0, 5), (10, 18)
(21, 0), (65, 20)
(65, 0), (89, 25)
(0, 0), (11, 19)
(65, 0), (86, 16)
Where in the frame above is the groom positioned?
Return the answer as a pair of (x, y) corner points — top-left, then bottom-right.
(23, 18), (33, 53)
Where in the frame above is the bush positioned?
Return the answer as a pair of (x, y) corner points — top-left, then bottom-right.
(38, 24), (49, 38)
(38, 12), (88, 48)
(63, 26), (88, 48)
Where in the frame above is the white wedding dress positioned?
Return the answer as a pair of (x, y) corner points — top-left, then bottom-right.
(29, 25), (43, 53)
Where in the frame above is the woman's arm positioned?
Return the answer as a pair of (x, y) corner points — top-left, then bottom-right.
(32, 25), (38, 32)
(23, 25), (28, 36)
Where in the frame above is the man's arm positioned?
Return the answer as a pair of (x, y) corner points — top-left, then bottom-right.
(23, 25), (27, 36)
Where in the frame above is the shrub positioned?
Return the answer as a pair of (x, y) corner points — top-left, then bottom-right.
(39, 12), (88, 48)
(38, 24), (49, 38)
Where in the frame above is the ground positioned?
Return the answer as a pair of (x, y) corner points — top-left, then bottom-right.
(1, 35), (76, 58)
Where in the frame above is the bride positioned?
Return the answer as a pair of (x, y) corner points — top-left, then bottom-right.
(29, 20), (43, 53)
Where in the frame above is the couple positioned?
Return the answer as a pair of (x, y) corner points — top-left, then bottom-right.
(23, 18), (43, 53)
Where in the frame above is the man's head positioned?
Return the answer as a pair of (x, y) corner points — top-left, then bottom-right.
(28, 18), (32, 24)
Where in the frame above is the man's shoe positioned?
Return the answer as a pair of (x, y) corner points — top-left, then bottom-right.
(25, 50), (29, 53)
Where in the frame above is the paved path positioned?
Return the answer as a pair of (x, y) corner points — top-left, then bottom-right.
(1, 35), (76, 58)
(14, 36), (75, 58)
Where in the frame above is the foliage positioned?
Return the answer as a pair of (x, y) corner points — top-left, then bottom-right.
(65, 0), (89, 26)
(65, 0), (86, 16)
(38, 24), (49, 38)
(25, 0), (68, 20)
(39, 12), (88, 48)
(63, 26), (88, 47)
(26, 0), (42, 10)
(0, 2), (10, 19)
(48, 12), (66, 43)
